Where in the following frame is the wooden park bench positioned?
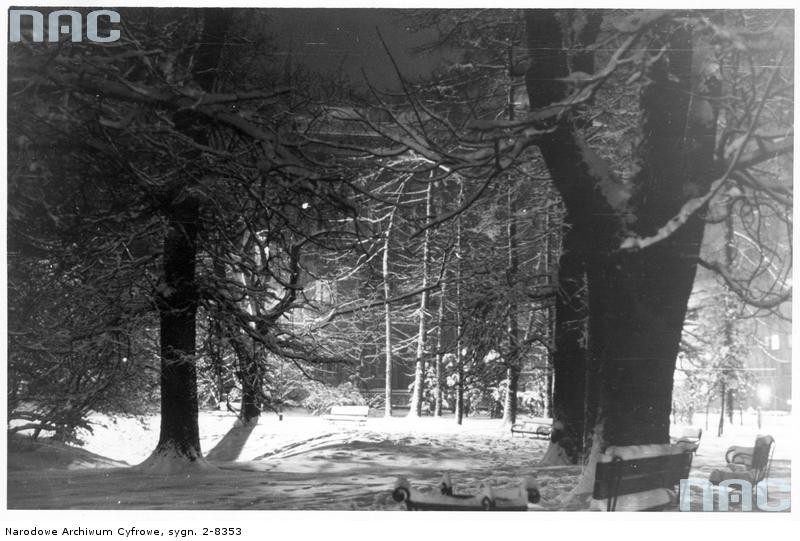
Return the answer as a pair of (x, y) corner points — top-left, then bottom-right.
(709, 435), (775, 490)
(510, 418), (552, 439)
(392, 474), (540, 511)
(670, 427), (703, 446)
(591, 442), (697, 511)
(322, 405), (369, 424)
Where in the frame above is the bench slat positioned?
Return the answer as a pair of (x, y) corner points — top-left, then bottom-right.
(323, 405), (369, 423)
(329, 405), (369, 416)
(595, 453), (693, 480)
(511, 421), (552, 439)
(593, 452), (694, 506)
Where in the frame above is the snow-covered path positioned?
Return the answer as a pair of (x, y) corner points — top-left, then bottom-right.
(6, 410), (791, 510)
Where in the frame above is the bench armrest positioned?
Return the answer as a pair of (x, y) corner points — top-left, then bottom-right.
(725, 445), (753, 466)
(726, 463), (749, 474)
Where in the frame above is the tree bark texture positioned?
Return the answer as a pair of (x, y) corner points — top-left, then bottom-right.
(151, 8), (232, 462)
(155, 198), (201, 460)
(525, 11), (717, 459)
(543, 224), (588, 464)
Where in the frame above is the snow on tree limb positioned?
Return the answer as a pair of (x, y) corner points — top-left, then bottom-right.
(619, 53), (789, 252)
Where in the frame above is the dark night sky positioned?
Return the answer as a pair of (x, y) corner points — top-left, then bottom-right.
(264, 9), (451, 90)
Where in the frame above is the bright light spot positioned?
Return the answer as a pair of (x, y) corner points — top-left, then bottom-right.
(301, 202), (310, 210)
(757, 384), (772, 405)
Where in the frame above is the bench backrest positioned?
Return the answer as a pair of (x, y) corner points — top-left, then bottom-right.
(593, 452), (694, 511)
(329, 405), (369, 416)
(750, 435), (775, 483)
(679, 427), (702, 440)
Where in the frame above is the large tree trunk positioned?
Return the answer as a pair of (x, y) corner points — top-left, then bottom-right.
(525, 11), (717, 499)
(239, 359), (262, 425)
(529, 10), (599, 465)
(408, 181), (433, 417)
(588, 221), (705, 446)
(149, 197), (202, 465)
(141, 9), (231, 470)
(540, 224), (588, 465)
(229, 335), (263, 426)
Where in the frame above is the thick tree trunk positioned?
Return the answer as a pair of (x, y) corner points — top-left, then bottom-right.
(589, 20), (717, 450)
(589, 221), (705, 447)
(527, 10), (597, 465)
(230, 336), (262, 426)
(240, 371), (262, 424)
(151, 199), (202, 463)
(524, 12), (717, 499)
(409, 182), (433, 417)
(541, 225), (588, 465)
(142, 9), (231, 469)
(559, 214), (706, 497)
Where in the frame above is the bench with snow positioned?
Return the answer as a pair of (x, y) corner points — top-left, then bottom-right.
(322, 405), (369, 424)
(709, 435), (775, 498)
(510, 418), (552, 439)
(392, 474), (540, 511)
(591, 442), (697, 511)
(670, 427), (703, 446)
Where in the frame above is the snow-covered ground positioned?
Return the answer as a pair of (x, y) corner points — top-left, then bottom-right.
(5, 408), (792, 511)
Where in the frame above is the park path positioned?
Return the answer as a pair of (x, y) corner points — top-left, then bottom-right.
(7, 411), (791, 510)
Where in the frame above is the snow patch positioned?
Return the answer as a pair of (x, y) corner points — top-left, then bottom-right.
(135, 450), (216, 474)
